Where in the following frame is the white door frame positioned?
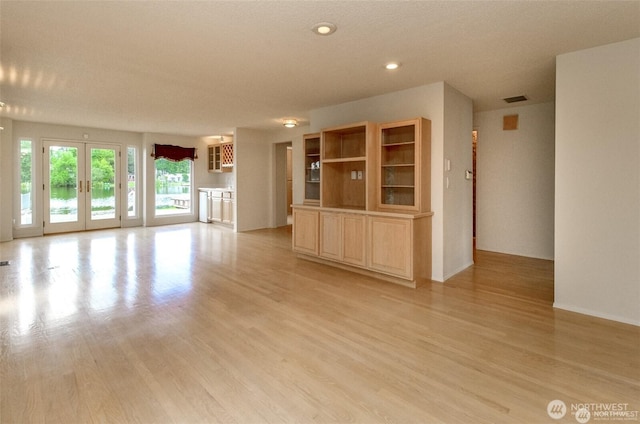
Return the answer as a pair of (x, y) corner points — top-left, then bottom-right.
(43, 140), (121, 234)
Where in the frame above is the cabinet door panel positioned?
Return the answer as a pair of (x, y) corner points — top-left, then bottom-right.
(293, 209), (319, 255)
(342, 214), (366, 266)
(368, 217), (412, 278)
(222, 199), (233, 224)
(211, 197), (223, 222)
(319, 212), (342, 260)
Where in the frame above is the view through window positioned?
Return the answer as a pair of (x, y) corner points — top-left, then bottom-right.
(155, 158), (192, 216)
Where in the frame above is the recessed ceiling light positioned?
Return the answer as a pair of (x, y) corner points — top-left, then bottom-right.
(385, 62), (400, 70)
(312, 22), (337, 36)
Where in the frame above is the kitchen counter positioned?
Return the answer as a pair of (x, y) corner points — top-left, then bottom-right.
(199, 187), (234, 193)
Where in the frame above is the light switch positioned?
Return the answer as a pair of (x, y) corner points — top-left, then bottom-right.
(351, 170), (357, 180)
(357, 170), (363, 180)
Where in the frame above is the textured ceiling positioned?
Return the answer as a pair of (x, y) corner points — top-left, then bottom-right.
(1, 1), (639, 136)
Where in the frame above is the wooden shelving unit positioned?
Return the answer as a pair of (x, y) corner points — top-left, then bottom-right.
(320, 122), (376, 210)
(292, 118), (432, 287)
(208, 142), (233, 173)
(221, 143), (233, 169)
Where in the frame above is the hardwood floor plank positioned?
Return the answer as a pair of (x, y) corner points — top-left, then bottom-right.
(1, 223), (638, 423)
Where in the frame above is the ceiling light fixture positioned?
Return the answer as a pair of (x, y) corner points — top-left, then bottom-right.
(283, 119), (298, 128)
(385, 62), (400, 70)
(0, 101), (5, 108)
(312, 22), (337, 36)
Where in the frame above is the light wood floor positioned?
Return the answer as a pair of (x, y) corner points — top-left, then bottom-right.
(1, 223), (638, 423)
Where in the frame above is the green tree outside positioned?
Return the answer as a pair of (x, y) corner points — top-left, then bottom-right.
(49, 147), (78, 187)
(48, 147), (116, 188)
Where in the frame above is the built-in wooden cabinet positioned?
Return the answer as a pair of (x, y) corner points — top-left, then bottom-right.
(293, 206), (431, 286)
(303, 133), (321, 205)
(292, 117), (432, 287)
(208, 142), (233, 173)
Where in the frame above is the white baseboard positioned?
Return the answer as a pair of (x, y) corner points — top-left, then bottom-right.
(553, 302), (640, 327)
(443, 260), (475, 282)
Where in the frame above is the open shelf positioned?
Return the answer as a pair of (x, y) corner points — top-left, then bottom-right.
(319, 122), (374, 210)
(321, 160), (367, 210)
(322, 124), (367, 160)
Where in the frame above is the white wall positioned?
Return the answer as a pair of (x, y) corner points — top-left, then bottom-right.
(0, 118), (14, 242)
(310, 82), (473, 282)
(443, 84), (474, 279)
(555, 38), (640, 326)
(474, 102), (555, 260)
(233, 125), (308, 232)
(235, 128), (272, 232)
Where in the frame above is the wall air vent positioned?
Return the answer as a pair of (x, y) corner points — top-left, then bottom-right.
(503, 95), (528, 104)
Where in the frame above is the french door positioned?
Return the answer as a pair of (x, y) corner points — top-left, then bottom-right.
(43, 140), (121, 234)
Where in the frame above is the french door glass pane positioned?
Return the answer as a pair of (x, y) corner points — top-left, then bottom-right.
(90, 147), (116, 220)
(20, 139), (33, 225)
(49, 146), (79, 223)
(127, 147), (137, 217)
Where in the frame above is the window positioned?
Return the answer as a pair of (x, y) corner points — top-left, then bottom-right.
(154, 158), (192, 216)
(19, 139), (34, 225)
(127, 147), (137, 217)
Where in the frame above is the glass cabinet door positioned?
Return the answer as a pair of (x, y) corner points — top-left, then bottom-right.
(380, 123), (416, 208)
(304, 133), (320, 204)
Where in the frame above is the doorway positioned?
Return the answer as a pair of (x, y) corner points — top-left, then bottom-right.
(43, 140), (121, 234)
(274, 141), (293, 227)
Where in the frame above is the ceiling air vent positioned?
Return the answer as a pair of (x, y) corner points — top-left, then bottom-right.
(503, 95), (528, 104)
